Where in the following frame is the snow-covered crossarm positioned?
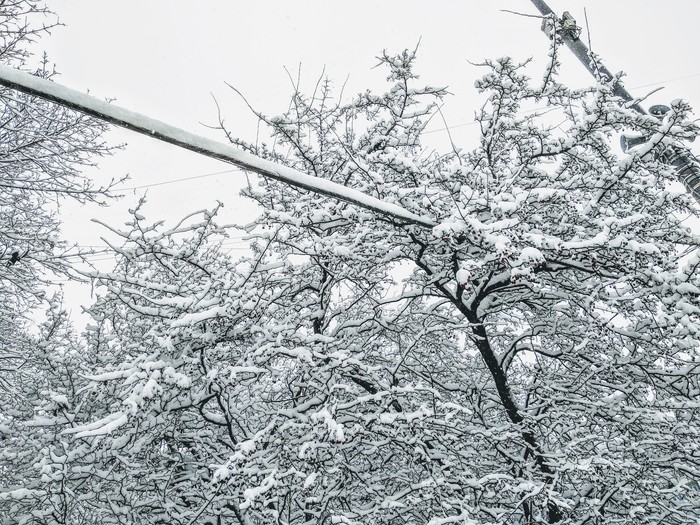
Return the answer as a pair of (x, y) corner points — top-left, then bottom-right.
(0, 65), (435, 229)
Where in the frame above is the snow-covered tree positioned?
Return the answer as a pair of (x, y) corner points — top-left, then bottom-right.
(0, 1), (117, 307)
(0, 3), (117, 522)
(22, 46), (700, 525)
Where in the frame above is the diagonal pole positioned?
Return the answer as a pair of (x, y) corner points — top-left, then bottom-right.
(0, 64), (436, 229)
(529, 0), (645, 114)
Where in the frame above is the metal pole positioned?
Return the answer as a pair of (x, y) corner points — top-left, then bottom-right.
(530, 0), (644, 114)
(529, 0), (700, 204)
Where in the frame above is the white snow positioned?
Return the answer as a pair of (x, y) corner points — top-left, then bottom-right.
(303, 472), (318, 488)
(63, 411), (128, 438)
(456, 268), (472, 285)
(170, 305), (228, 327)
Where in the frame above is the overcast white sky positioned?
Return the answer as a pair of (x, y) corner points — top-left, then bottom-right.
(34, 0), (700, 319)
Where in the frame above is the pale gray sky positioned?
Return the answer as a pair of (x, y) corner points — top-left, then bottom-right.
(43, 1), (700, 229)
(33, 0), (700, 319)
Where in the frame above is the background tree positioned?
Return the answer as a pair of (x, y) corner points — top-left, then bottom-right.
(0, 0), (117, 308)
(0, 2), (117, 522)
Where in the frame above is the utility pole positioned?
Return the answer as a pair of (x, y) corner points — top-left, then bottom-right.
(529, 0), (644, 114)
(529, 0), (700, 204)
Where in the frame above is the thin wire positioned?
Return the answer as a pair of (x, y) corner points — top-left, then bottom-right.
(423, 105), (558, 135)
(119, 168), (239, 191)
(48, 237), (251, 266)
(632, 73), (700, 90)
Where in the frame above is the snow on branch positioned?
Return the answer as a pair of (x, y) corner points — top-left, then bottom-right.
(0, 64), (435, 228)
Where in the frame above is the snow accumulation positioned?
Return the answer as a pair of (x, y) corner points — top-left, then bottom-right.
(62, 411), (129, 438)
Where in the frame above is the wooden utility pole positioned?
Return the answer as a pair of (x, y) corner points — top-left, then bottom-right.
(529, 0), (645, 114)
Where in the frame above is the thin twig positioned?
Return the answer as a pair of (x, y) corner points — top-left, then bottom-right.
(501, 9), (545, 19)
(584, 8), (592, 51)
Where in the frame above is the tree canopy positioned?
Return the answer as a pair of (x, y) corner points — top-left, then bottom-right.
(1, 10), (700, 525)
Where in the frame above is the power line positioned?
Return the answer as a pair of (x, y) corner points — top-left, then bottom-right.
(50, 236), (252, 265)
(632, 72), (700, 90)
(73, 73), (697, 193)
(119, 168), (239, 191)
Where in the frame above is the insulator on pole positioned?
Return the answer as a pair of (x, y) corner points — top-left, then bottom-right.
(661, 146), (700, 202)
